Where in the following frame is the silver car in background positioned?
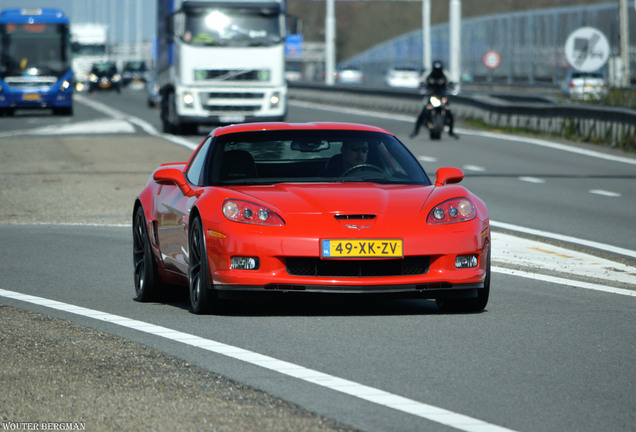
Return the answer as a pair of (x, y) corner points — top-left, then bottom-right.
(562, 69), (609, 101)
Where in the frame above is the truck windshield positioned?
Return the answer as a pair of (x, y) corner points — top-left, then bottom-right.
(0, 22), (70, 77)
(182, 8), (283, 46)
(72, 43), (106, 56)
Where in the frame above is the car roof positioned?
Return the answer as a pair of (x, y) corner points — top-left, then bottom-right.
(209, 122), (392, 137)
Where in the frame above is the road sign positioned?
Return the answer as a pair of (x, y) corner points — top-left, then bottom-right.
(285, 34), (303, 58)
(482, 50), (501, 70)
(564, 27), (610, 72)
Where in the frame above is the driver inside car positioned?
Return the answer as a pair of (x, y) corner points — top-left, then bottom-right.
(322, 139), (369, 176)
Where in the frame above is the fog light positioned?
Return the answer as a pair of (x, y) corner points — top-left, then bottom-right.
(231, 257), (259, 270)
(456, 255), (478, 268)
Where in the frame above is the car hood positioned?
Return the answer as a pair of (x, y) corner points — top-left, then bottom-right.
(224, 183), (436, 215)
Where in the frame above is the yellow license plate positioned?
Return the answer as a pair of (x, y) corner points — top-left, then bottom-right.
(23, 94), (41, 101)
(321, 239), (403, 258)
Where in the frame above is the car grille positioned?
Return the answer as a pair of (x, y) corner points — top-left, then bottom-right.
(286, 257), (429, 277)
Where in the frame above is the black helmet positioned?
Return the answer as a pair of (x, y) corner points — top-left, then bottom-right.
(432, 60), (443, 71)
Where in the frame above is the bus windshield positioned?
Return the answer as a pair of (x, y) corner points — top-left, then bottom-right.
(0, 22), (70, 77)
(181, 7), (283, 47)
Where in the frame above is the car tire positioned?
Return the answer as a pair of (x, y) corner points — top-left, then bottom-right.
(188, 217), (225, 314)
(133, 205), (163, 302)
(437, 248), (490, 313)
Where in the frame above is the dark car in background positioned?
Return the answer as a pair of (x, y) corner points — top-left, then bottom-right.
(122, 60), (149, 87)
(88, 61), (121, 93)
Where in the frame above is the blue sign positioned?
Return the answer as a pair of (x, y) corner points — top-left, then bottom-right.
(285, 34), (303, 57)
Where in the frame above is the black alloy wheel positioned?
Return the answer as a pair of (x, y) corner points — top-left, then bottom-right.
(188, 217), (216, 314)
(133, 206), (163, 301)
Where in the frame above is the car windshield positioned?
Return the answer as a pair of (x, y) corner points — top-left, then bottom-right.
(92, 62), (116, 74)
(571, 72), (603, 79)
(124, 61), (146, 72)
(202, 130), (430, 186)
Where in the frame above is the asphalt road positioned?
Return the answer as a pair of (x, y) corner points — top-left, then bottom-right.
(1, 88), (635, 432)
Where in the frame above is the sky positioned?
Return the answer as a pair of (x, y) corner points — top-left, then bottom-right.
(0, 0), (157, 44)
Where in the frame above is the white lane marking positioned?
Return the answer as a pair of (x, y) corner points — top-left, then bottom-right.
(289, 100), (636, 166)
(0, 288), (518, 432)
(492, 232), (636, 288)
(490, 220), (636, 260)
(0, 119), (135, 137)
(75, 94), (199, 151)
(519, 176), (546, 184)
(589, 189), (621, 197)
(463, 164), (485, 172)
(418, 156), (438, 163)
(493, 267), (636, 297)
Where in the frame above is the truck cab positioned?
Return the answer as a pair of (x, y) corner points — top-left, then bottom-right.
(157, 0), (288, 135)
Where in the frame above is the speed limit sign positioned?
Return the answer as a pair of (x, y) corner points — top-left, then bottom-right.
(483, 50), (502, 70)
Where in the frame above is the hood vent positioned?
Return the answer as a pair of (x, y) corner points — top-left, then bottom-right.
(334, 214), (376, 220)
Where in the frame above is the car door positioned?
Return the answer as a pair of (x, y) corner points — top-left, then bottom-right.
(155, 137), (212, 276)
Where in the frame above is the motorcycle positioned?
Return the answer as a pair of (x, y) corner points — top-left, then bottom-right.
(423, 92), (449, 140)
(411, 82), (458, 140)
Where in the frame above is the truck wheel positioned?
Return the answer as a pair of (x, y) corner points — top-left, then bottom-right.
(160, 93), (175, 134)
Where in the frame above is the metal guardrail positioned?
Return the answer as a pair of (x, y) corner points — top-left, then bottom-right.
(289, 82), (636, 146)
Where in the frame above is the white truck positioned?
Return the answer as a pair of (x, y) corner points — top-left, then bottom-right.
(70, 23), (108, 91)
(157, 0), (288, 134)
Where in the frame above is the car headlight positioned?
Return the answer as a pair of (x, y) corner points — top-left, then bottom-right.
(113, 74), (121, 82)
(222, 199), (284, 226)
(427, 197), (475, 224)
(89, 74), (98, 82)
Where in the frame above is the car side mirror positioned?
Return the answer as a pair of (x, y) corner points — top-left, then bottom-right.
(153, 167), (199, 197)
(434, 167), (463, 186)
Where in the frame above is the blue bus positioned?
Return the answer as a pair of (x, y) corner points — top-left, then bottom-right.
(0, 8), (73, 116)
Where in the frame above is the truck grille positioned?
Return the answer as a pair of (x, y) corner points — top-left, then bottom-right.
(200, 92), (265, 113)
(286, 257), (429, 277)
(194, 69), (270, 82)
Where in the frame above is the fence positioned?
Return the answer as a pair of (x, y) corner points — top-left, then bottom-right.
(345, 2), (636, 87)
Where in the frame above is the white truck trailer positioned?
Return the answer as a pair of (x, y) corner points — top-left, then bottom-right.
(70, 23), (108, 91)
(157, 0), (288, 134)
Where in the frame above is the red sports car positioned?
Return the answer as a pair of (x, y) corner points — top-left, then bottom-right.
(133, 122), (490, 314)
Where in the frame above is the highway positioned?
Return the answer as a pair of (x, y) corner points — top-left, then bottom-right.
(1, 87), (635, 432)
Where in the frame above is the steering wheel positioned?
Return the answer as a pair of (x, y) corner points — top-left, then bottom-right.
(342, 164), (385, 177)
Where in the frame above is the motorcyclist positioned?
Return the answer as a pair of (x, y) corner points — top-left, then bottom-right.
(410, 60), (458, 139)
